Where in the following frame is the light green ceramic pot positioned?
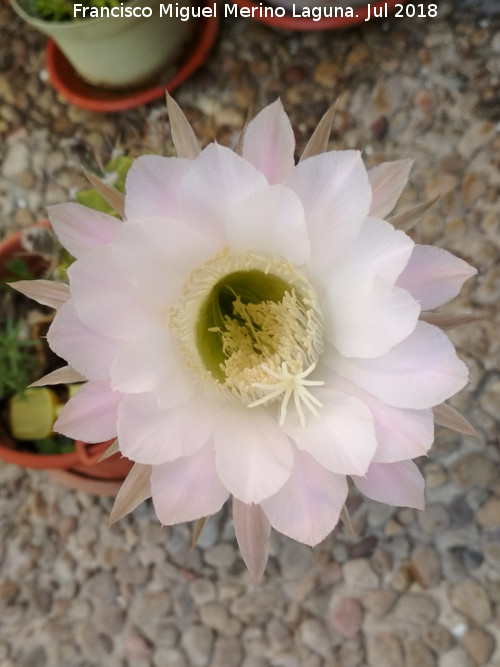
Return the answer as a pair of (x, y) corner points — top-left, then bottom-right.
(9, 0), (195, 89)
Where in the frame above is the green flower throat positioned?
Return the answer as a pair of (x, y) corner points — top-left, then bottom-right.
(171, 251), (325, 425)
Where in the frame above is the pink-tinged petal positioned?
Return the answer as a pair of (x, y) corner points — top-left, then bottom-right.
(178, 144), (268, 243)
(117, 393), (215, 465)
(330, 375), (434, 463)
(396, 245), (477, 310)
(334, 217), (415, 284)
(48, 203), (121, 258)
(54, 381), (122, 443)
(368, 159), (413, 218)
(112, 217), (217, 305)
(110, 329), (194, 409)
(151, 442), (229, 525)
(284, 150), (371, 271)
(326, 279), (419, 359)
(214, 407), (293, 504)
(68, 245), (159, 341)
(30, 365), (86, 387)
(352, 460), (425, 509)
(48, 301), (124, 381)
(242, 99), (295, 184)
(284, 389), (377, 475)
(261, 449), (348, 547)
(323, 218), (417, 357)
(233, 500), (271, 582)
(124, 155), (191, 220)
(10, 279), (69, 310)
(330, 321), (469, 409)
(226, 184), (310, 265)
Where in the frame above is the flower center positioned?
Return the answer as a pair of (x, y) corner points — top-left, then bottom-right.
(170, 250), (325, 425)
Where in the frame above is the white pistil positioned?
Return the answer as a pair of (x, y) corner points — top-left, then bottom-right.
(248, 362), (324, 427)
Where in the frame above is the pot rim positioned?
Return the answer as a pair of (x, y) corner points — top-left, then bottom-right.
(45, 4), (219, 112)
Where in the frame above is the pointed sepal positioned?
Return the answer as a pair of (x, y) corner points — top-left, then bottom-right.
(29, 365), (86, 387)
(300, 101), (338, 162)
(83, 169), (125, 218)
(109, 463), (152, 525)
(433, 403), (477, 437)
(388, 196), (439, 232)
(340, 505), (357, 536)
(98, 438), (120, 462)
(166, 93), (201, 160)
(420, 312), (482, 330)
(191, 517), (208, 548)
(10, 279), (70, 310)
(233, 500), (271, 583)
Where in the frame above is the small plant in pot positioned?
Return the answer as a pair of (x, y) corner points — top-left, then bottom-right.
(9, 0), (197, 90)
(0, 222), (133, 495)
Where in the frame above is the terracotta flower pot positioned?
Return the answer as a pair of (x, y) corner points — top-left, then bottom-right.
(0, 223), (133, 495)
(44, 3), (219, 113)
(0, 222), (52, 281)
(9, 0), (196, 89)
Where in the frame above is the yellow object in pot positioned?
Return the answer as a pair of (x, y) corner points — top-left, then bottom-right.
(9, 388), (59, 440)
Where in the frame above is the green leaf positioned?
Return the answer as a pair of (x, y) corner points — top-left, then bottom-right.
(76, 188), (114, 215)
(4, 257), (35, 280)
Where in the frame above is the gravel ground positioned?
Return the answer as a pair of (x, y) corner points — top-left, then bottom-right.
(1, 2), (500, 666)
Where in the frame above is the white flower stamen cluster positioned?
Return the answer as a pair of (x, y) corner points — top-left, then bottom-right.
(217, 291), (325, 425)
(170, 250), (325, 425)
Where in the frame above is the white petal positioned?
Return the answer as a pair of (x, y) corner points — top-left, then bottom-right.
(330, 321), (469, 409)
(332, 217), (415, 284)
(68, 245), (160, 341)
(214, 407), (293, 504)
(242, 99), (295, 184)
(54, 381), (122, 443)
(233, 500), (271, 582)
(285, 389), (377, 475)
(352, 460), (425, 510)
(284, 150), (371, 271)
(323, 217), (419, 355)
(178, 144), (267, 243)
(124, 155), (191, 220)
(397, 244), (477, 310)
(10, 279), (70, 310)
(326, 278), (419, 358)
(110, 328), (194, 408)
(226, 184), (310, 265)
(117, 393), (214, 465)
(330, 375), (434, 463)
(261, 448), (348, 547)
(368, 159), (413, 218)
(48, 203), (121, 258)
(48, 301), (124, 381)
(151, 442), (229, 525)
(112, 217), (217, 304)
